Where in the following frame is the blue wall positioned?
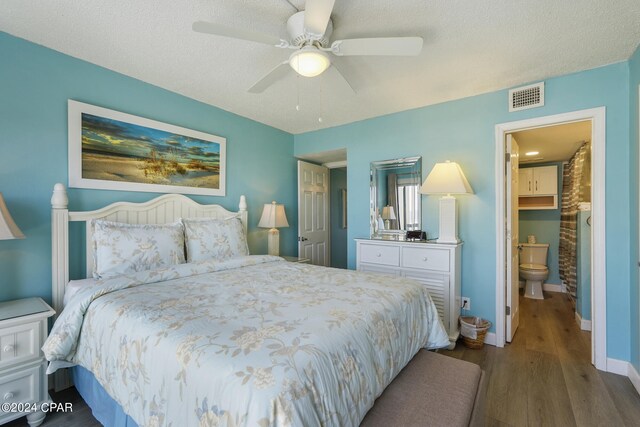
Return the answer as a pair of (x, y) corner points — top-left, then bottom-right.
(0, 32), (296, 303)
(330, 168), (348, 269)
(629, 44), (640, 372)
(518, 162), (564, 285)
(295, 62), (631, 361)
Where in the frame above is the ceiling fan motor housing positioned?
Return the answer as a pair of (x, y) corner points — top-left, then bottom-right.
(287, 11), (333, 47)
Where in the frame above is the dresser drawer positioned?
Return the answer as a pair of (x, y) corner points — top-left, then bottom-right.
(359, 244), (400, 266)
(0, 321), (40, 370)
(0, 363), (42, 407)
(402, 247), (450, 271)
(359, 264), (401, 277)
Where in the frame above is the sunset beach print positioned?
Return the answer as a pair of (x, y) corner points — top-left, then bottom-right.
(81, 113), (221, 189)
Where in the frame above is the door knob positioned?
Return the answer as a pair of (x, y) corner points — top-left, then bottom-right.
(298, 237), (308, 242)
(3, 345), (14, 353)
(3, 392), (13, 401)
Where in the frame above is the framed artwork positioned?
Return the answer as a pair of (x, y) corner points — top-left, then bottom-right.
(68, 100), (226, 196)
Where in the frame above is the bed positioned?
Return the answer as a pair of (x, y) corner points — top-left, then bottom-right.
(44, 184), (450, 427)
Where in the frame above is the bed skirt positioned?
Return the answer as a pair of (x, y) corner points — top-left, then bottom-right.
(71, 366), (138, 427)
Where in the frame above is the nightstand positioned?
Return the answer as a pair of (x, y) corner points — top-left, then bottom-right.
(0, 298), (55, 427)
(281, 255), (311, 264)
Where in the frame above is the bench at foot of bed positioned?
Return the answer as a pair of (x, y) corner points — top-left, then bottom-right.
(361, 349), (487, 427)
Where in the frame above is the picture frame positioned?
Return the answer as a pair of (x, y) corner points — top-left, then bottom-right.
(68, 100), (226, 196)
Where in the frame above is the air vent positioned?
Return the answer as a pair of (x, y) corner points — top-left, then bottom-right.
(509, 82), (544, 112)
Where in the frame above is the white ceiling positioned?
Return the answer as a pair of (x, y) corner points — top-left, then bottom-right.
(1, 1), (639, 134)
(512, 120), (591, 163)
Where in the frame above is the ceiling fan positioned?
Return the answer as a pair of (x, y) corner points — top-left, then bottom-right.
(193, 0), (423, 93)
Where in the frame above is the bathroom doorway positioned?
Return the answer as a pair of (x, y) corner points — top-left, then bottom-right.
(495, 108), (607, 370)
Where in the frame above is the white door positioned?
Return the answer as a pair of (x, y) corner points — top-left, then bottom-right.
(506, 134), (520, 342)
(298, 161), (330, 266)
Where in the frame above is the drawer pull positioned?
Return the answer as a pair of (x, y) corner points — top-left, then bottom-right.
(423, 257), (428, 261)
(3, 345), (14, 353)
(3, 392), (14, 401)
(376, 253), (382, 257)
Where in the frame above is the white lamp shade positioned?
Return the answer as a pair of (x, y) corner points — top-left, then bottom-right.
(0, 193), (25, 240)
(258, 201), (289, 229)
(420, 161), (474, 195)
(381, 206), (396, 220)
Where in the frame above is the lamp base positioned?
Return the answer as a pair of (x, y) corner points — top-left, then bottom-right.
(267, 228), (280, 256)
(436, 195), (460, 244)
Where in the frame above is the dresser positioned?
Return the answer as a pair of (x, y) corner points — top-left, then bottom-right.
(355, 239), (462, 349)
(0, 298), (55, 427)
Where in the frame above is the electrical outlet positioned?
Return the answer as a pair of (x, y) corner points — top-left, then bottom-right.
(461, 297), (471, 311)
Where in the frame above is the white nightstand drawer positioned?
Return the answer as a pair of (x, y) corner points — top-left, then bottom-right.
(359, 244), (400, 266)
(0, 322), (39, 370)
(402, 247), (450, 271)
(0, 363), (42, 406)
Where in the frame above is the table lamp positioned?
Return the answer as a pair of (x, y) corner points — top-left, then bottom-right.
(381, 205), (396, 230)
(0, 193), (25, 240)
(420, 161), (473, 243)
(258, 201), (289, 256)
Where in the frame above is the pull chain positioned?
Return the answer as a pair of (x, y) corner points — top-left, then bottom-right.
(318, 78), (324, 123)
(295, 73), (301, 111)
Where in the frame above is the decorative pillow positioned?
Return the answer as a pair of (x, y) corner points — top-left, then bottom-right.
(92, 220), (185, 279)
(182, 217), (249, 263)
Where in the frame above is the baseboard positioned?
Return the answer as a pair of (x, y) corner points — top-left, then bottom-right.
(606, 358), (630, 376)
(574, 311), (592, 331)
(484, 332), (496, 346)
(628, 362), (640, 395)
(543, 283), (565, 293)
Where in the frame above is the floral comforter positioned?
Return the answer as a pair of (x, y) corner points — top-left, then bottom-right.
(43, 256), (449, 427)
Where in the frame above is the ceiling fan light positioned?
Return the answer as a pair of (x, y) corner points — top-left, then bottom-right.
(289, 47), (330, 77)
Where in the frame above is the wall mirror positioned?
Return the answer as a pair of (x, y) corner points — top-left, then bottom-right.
(370, 156), (422, 238)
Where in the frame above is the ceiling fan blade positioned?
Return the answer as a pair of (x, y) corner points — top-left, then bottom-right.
(193, 21), (282, 46)
(329, 62), (355, 94)
(248, 61), (291, 93)
(331, 37), (423, 56)
(304, 0), (336, 37)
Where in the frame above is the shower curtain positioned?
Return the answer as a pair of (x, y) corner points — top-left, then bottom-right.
(559, 143), (590, 305)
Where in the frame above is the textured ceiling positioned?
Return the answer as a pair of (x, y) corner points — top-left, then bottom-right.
(1, 1), (639, 134)
(513, 121), (591, 163)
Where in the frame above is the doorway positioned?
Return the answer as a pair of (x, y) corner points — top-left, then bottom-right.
(495, 108), (607, 370)
(296, 149), (348, 268)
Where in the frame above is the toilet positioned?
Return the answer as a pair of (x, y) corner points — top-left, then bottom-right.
(519, 243), (549, 300)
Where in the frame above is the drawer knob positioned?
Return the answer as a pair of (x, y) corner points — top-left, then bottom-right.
(3, 392), (13, 401)
(3, 345), (14, 353)
(376, 253), (382, 257)
(423, 257), (428, 261)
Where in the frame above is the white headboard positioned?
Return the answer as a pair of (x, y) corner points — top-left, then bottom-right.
(50, 183), (248, 316)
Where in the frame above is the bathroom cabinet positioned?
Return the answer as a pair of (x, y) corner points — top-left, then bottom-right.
(355, 239), (462, 349)
(519, 165), (558, 210)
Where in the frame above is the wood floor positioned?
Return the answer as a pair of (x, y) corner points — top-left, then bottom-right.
(6, 291), (640, 427)
(442, 291), (640, 426)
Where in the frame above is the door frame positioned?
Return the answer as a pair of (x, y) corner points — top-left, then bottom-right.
(494, 107), (607, 370)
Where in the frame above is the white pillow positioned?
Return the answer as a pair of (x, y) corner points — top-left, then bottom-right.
(92, 219), (185, 278)
(182, 217), (249, 263)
